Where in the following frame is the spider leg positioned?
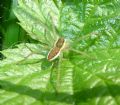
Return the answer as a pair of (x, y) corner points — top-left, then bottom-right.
(56, 53), (63, 91)
(70, 48), (96, 60)
(15, 43), (45, 65)
(49, 60), (59, 93)
(49, 52), (63, 93)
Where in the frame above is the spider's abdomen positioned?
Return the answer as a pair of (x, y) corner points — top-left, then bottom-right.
(47, 37), (66, 61)
(47, 47), (60, 61)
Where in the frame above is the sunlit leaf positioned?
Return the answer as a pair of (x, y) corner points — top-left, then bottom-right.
(0, 0), (120, 105)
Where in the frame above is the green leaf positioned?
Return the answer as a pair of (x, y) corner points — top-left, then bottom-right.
(14, 0), (60, 46)
(0, 0), (120, 105)
(72, 48), (120, 105)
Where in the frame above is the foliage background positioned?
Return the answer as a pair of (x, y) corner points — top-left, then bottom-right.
(0, 0), (33, 51)
(0, 0), (120, 105)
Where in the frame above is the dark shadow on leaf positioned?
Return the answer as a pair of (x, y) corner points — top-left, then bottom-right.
(75, 85), (120, 103)
(41, 58), (52, 70)
(0, 80), (120, 103)
(0, 52), (6, 60)
(0, 80), (73, 103)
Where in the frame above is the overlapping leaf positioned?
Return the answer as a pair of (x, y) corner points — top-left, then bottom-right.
(0, 0), (120, 105)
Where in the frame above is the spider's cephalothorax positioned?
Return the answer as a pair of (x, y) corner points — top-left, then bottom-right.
(47, 37), (66, 61)
(55, 37), (65, 48)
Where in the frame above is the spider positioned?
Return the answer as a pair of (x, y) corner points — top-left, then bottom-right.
(13, 12), (97, 92)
